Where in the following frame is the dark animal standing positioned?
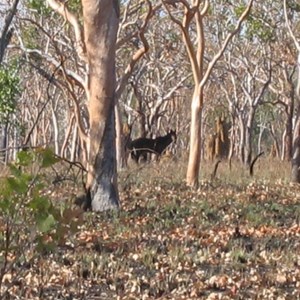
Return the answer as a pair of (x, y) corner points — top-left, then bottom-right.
(129, 130), (177, 163)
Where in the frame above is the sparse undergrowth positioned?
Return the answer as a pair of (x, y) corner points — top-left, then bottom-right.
(0, 158), (299, 299)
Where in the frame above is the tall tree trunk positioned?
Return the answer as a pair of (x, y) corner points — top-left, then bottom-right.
(291, 56), (300, 181)
(291, 102), (300, 182)
(186, 88), (203, 187)
(0, 123), (8, 162)
(283, 0), (300, 182)
(130, 81), (146, 138)
(257, 126), (264, 156)
(70, 123), (78, 162)
(0, 0), (19, 163)
(285, 120), (293, 160)
(61, 114), (75, 158)
(115, 104), (127, 169)
(284, 103), (293, 160)
(228, 112), (236, 164)
(268, 124), (279, 159)
(244, 109), (255, 166)
(238, 117), (245, 164)
(0, 0), (19, 63)
(83, 0), (120, 211)
(51, 107), (59, 155)
(291, 116), (300, 182)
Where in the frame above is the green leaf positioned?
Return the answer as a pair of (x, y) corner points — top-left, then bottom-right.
(26, 0), (52, 16)
(6, 176), (28, 194)
(16, 150), (35, 167)
(39, 148), (60, 168)
(0, 198), (10, 211)
(37, 214), (56, 233)
(29, 195), (50, 211)
(0, 177), (13, 198)
(0, 65), (19, 122)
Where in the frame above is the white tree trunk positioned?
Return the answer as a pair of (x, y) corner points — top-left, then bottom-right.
(51, 107), (59, 155)
(186, 88), (203, 187)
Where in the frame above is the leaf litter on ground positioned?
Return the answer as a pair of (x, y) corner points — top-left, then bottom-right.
(1, 165), (300, 299)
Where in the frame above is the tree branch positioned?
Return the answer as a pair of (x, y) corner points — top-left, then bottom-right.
(116, 0), (157, 99)
(283, 0), (300, 51)
(199, 0), (254, 89)
(284, 0), (300, 98)
(46, 0), (87, 61)
(0, 0), (20, 63)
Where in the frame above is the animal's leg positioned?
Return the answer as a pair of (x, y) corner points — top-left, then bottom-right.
(131, 149), (139, 163)
(139, 151), (147, 163)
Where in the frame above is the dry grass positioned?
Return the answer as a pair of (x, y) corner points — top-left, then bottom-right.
(123, 156), (291, 188)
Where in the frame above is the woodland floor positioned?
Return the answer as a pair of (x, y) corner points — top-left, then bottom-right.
(0, 157), (300, 299)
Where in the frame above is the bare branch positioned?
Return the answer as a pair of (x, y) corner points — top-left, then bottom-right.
(18, 46), (86, 90)
(199, 0), (254, 89)
(162, 1), (185, 29)
(116, 0), (159, 99)
(24, 58), (88, 144)
(283, 0), (300, 51)
(200, 0), (209, 16)
(162, 74), (191, 99)
(284, 0), (300, 98)
(46, 0), (86, 61)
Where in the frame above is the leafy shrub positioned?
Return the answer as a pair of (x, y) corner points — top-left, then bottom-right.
(0, 149), (82, 296)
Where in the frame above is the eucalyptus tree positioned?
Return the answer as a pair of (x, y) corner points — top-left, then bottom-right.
(267, 57), (297, 161)
(251, 0), (298, 162)
(115, 0), (163, 168)
(210, 0), (300, 166)
(0, 65), (20, 162)
(0, 0), (19, 63)
(0, 0), (20, 162)
(162, 0), (254, 186)
(283, 0), (300, 182)
(12, 0), (166, 210)
(42, 0), (120, 210)
(256, 0), (300, 166)
(124, 10), (190, 140)
(220, 43), (271, 166)
(254, 0), (300, 166)
(12, 0), (88, 162)
(4, 0), (158, 209)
